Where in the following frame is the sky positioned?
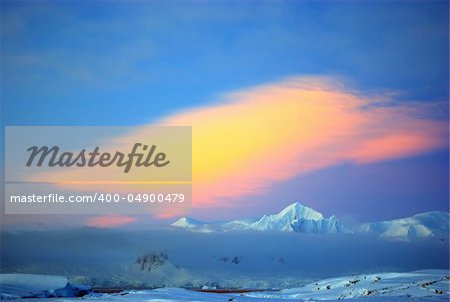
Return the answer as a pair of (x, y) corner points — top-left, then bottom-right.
(1, 0), (449, 227)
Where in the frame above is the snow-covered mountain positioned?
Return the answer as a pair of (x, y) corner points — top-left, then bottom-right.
(171, 217), (206, 229)
(171, 202), (449, 240)
(171, 202), (351, 234)
(247, 202), (350, 233)
(358, 211), (450, 241)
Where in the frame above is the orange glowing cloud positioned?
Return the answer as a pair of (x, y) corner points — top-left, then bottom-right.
(157, 77), (447, 208)
(86, 215), (137, 228)
(27, 77), (448, 219)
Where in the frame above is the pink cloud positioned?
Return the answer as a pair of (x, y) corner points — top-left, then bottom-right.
(86, 215), (137, 228)
(159, 77), (447, 209)
(27, 76), (448, 220)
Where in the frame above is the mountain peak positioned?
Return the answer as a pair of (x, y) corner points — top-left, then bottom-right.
(171, 217), (204, 228)
(277, 202), (324, 221)
(170, 203), (448, 239)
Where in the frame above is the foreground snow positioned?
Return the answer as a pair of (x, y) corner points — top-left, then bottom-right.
(247, 269), (449, 300)
(2, 270), (448, 301)
(0, 274), (90, 300)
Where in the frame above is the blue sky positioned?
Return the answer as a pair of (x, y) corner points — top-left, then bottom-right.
(1, 1), (448, 224)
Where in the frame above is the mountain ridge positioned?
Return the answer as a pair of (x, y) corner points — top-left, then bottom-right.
(359, 210), (449, 241)
(171, 202), (449, 240)
(171, 202), (351, 234)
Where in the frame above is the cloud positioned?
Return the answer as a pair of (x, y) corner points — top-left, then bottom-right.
(158, 77), (447, 208)
(23, 76), (448, 219)
(86, 215), (137, 228)
(3, 228), (449, 287)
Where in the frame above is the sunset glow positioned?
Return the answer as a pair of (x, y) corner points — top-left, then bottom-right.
(29, 77), (447, 220)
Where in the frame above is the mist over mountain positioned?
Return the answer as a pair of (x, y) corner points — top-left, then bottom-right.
(1, 202), (448, 288)
(1, 227), (448, 289)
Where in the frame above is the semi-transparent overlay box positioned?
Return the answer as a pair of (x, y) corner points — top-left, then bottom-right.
(4, 126), (192, 215)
